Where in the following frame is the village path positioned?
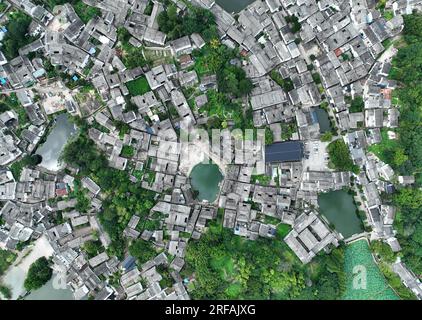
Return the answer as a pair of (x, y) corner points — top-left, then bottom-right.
(0, 83), (64, 95)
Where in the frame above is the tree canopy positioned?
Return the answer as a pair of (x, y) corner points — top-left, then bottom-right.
(129, 239), (157, 265)
(184, 213), (346, 300)
(349, 96), (364, 113)
(327, 139), (359, 173)
(60, 130), (157, 258)
(2, 11), (36, 60)
(381, 13), (422, 277)
(157, 4), (218, 41)
(24, 257), (52, 291)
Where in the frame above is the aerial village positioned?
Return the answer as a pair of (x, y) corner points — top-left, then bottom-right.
(0, 0), (421, 300)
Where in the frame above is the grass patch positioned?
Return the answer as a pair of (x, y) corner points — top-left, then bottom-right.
(367, 129), (401, 164)
(73, 0), (101, 24)
(251, 174), (271, 186)
(276, 224), (292, 239)
(120, 145), (135, 158)
(126, 77), (151, 96)
(193, 54), (212, 77)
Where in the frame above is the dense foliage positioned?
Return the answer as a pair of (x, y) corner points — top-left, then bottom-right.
(349, 96), (364, 113)
(72, 180), (91, 213)
(393, 187), (422, 274)
(129, 239), (157, 265)
(193, 43), (253, 99)
(217, 64), (253, 98)
(327, 139), (359, 173)
(24, 257), (52, 291)
(73, 0), (101, 23)
(270, 71), (294, 92)
(2, 11), (36, 60)
(82, 240), (104, 259)
(10, 154), (42, 180)
(184, 214), (346, 300)
(0, 249), (16, 276)
(387, 13), (422, 176)
(0, 285), (11, 299)
(157, 3), (218, 41)
(285, 15), (301, 34)
(190, 43), (253, 129)
(60, 129), (156, 258)
(379, 13), (422, 276)
(370, 241), (416, 299)
(116, 28), (150, 69)
(34, 0), (100, 23)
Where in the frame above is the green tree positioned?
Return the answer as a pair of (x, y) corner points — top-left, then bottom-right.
(371, 241), (396, 263)
(327, 139), (359, 173)
(2, 11), (36, 60)
(0, 285), (11, 299)
(83, 240), (104, 258)
(320, 132), (333, 142)
(239, 79), (253, 96)
(393, 187), (422, 210)
(349, 96), (364, 113)
(24, 257), (52, 291)
(157, 4), (217, 41)
(129, 239), (156, 265)
(393, 148), (409, 167)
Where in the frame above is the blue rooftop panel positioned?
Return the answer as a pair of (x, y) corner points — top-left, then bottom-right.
(265, 141), (304, 163)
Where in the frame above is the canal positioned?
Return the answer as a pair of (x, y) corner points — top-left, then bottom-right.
(215, 0), (256, 13)
(318, 190), (363, 238)
(190, 163), (224, 203)
(36, 113), (77, 172)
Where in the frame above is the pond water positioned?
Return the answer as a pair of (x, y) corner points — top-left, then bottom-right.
(36, 113), (77, 171)
(312, 107), (331, 133)
(1, 236), (74, 300)
(318, 190), (363, 238)
(25, 276), (74, 300)
(190, 163), (224, 203)
(343, 239), (399, 300)
(215, 0), (256, 13)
